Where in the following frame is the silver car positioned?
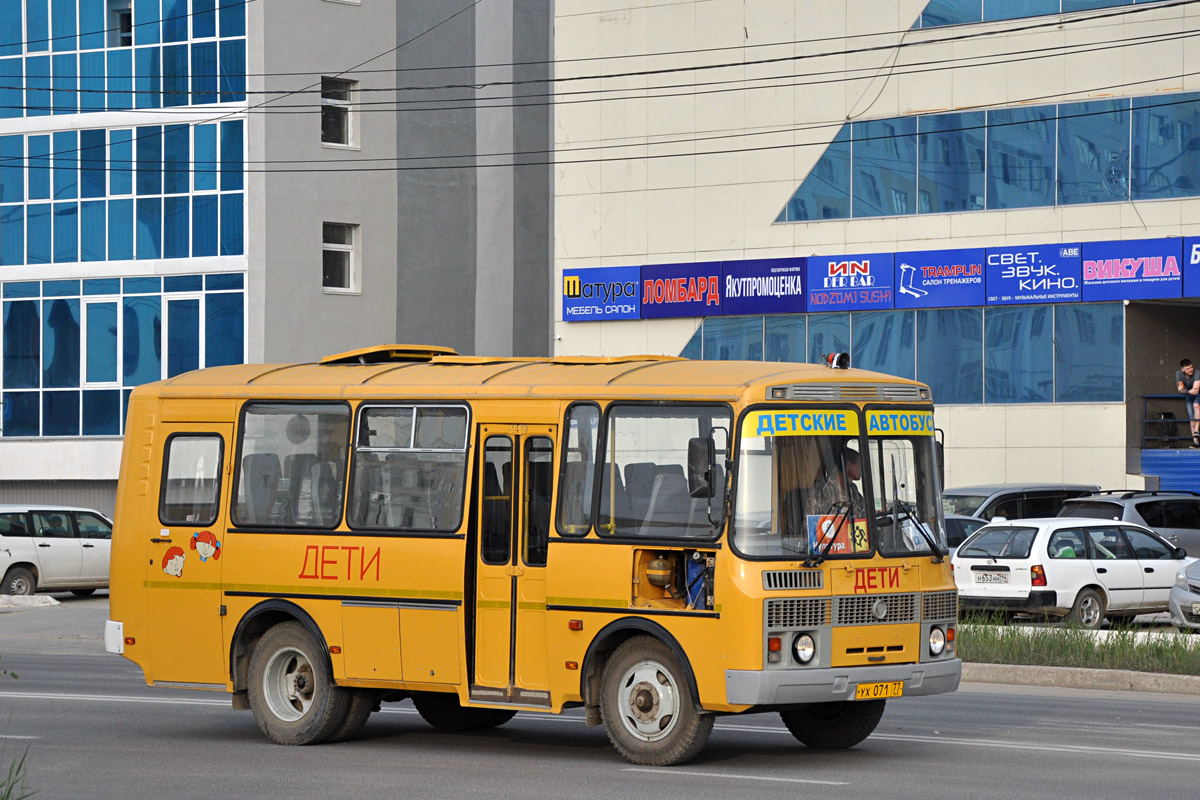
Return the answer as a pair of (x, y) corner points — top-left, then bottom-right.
(1169, 559), (1200, 632)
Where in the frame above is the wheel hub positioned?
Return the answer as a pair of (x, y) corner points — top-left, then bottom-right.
(617, 662), (680, 742)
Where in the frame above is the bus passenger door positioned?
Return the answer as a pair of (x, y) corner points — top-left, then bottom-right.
(472, 425), (555, 706)
(144, 426), (231, 686)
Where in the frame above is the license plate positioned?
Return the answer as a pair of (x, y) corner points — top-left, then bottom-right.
(1192, 602), (1200, 615)
(855, 681), (903, 700)
(975, 572), (1009, 584)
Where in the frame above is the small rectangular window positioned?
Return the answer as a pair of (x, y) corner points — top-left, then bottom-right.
(322, 222), (358, 292)
(321, 77), (356, 146)
(109, 0), (132, 47)
(160, 435), (223, 526)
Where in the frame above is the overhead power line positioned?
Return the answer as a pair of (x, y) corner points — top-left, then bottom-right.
(5, 0), (1198, 95)
(2, 75), (1196, 173)
(4, 23), (1197, 119)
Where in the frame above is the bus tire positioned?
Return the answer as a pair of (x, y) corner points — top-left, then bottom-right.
(411, 692), (515, 732)
(2, 567), (35, 596)
(328, 689), (379, 743)
(247, 621), (351, 745)
(780, 700), (885, 749)
(599, 635), (713, 766)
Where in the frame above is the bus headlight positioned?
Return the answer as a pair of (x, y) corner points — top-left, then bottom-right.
(929, 627), (946, 656)
(792, 633), (815, 664)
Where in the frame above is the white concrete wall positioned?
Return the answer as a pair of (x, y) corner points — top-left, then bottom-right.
(0, 441), (123, 482)
(936, 403), (1142, 491)
(552, 0), (1200, 487)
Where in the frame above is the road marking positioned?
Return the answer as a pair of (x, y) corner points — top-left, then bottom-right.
(3, 691), (1197, 764)
(624, 768), (847, 786)
(0, 735), (38, 740)
(0, 691), (226, 706)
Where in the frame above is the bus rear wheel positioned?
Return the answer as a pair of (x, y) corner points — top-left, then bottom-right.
(411, 692), (516, 731)
(599, 636), (713, 766)
(247, 621), (351, 745)
(780, 700), (885, 749)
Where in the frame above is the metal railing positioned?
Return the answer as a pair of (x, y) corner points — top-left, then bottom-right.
(1143, 394), (1200, 449)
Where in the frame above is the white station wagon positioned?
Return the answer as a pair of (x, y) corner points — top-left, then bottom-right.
(952, 517), (1192, 628)
(0, 505), (113, 596)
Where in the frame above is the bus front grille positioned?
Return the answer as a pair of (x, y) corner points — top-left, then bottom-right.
(922, 591), (958, 621)
(762, 570), (824, 591)
(833, 593), (918, 626)
(766, 598), (831, 628)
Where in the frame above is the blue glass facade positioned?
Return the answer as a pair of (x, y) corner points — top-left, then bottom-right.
(777, 92), (1200, 222)
(1, 274), (245, 437)
(917, 0), (1170, 28)
(0, 2), (249, 440)
(0, 120), (243, 264)
(0, 0), (246, 117)
(681, 303), (1124, 405)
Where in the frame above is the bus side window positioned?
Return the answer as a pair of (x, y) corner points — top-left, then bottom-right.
(160, 435), (224, 526)
(233, 404), (351, 529)
(557, 403), (599, 536)
(525, 436), (553, 566)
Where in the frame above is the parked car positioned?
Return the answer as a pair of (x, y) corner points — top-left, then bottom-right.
(1058, 491), (1200, 557)
(1169, 560), (1200, 633)
(0, 505), (113, 595)
(952, 517), (1192, 628)
(942, 483), (1098, 522)
(945, 513), (987, 551)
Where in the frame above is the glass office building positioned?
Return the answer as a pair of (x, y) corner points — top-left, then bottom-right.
(1, 1), (555, 514)
(553, 1), (1200, 492)
(0, 0), (248, 510)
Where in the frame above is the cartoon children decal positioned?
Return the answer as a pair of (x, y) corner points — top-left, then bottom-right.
(190, 530), (222, 562)
(162, 546), (186, 577)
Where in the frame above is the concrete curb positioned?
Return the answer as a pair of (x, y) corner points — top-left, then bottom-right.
(0, 595), (60, 612)
(963, 663), (1200, 695)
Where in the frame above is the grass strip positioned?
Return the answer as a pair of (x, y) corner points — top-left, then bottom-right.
(957, 620), (1200, 677)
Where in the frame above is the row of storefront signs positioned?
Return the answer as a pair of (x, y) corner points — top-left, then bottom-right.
(562, 236), (1200, 321)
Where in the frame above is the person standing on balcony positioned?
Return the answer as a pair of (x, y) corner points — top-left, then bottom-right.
(1176, 359), (1200, 448)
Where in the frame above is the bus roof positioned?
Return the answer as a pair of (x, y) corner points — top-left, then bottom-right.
(145, 346), (930, 404)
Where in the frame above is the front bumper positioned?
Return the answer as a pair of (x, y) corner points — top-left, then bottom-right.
(1168, 586), (1200, 630)
(958, 590), (1059, 613)
(726, 658), (962, 706)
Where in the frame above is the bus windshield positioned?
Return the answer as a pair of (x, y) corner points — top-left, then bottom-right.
(731, 408), (869, 559)
(865, 410), (945, 556)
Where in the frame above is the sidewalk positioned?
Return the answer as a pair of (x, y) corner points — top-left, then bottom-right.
(963, 663), (1200, 695)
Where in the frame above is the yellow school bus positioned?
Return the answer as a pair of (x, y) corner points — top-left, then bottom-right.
(105, 344), (959, 766)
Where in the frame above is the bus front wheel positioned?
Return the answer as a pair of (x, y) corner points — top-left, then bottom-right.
(247, 621), (352, 745)
(780, 700), (885, 749)
(599, 636), (713, 766)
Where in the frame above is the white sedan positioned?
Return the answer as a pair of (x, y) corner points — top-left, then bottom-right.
(952, 517), (1193, 628)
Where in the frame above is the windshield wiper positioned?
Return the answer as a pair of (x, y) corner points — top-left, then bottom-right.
(892, 501), (945, 563)
(805, 500), (851, 568)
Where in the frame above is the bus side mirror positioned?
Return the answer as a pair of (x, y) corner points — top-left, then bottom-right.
(687, 437), (715, 499)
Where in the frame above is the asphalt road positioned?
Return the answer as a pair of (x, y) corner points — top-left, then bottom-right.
(1, 594), (1198, 800)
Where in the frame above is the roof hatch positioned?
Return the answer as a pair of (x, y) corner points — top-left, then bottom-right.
(319, 344), (459, 365)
